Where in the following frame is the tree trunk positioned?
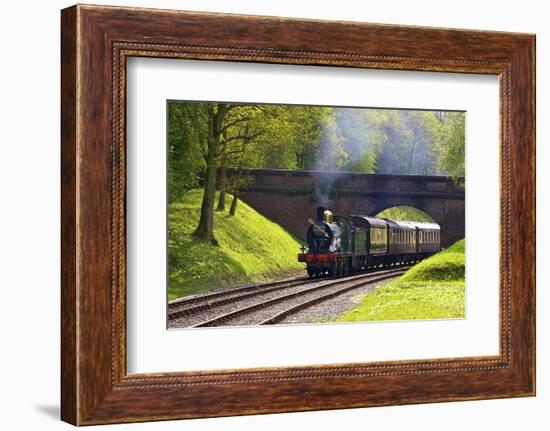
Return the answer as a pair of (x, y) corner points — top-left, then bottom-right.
(216, 164), (226, 211)
(193, 145), (218, 242)
(229, 193), (239, 216)
(193, 104), (229, 243)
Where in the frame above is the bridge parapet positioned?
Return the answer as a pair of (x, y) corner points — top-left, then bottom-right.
(227, 168), (464, 197)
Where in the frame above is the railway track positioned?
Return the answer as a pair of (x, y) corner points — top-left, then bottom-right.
(168, 275), (312, 321)
(168, 266), (408, 328)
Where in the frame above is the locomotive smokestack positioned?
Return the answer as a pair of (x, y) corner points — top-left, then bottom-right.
(316, 206), (325, 223)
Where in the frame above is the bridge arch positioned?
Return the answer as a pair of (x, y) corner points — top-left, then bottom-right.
(372, 205), (436, 224)
(347, 197), (462, 248)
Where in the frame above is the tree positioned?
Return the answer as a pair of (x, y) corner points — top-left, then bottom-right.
(402, 111), (444, 175)
(335, 108), (386, 173)
(193, 103), (231, 243)
(437, 112), (466, 178)
(167, 102), (208, 203)
(374, 110), (445, 176)
(216, 108), (265, 211)
(194, 104), (265, 241)
(291, 107), (325, 170)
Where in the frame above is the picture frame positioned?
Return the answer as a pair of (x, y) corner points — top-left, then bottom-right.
(61, 4), (535, 425)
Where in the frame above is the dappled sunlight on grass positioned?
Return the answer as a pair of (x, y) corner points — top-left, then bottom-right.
(168, 189), (304, 300)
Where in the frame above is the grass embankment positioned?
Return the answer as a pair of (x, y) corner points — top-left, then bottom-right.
(168, 189), (304, 300)
(332, 239), (466, 322)
(376, 206), (435, 223)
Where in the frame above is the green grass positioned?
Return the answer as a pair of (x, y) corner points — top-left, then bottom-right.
(376, 206), (435, 223)
(329, 239), (466, 323)
(168, 189), (304, 300)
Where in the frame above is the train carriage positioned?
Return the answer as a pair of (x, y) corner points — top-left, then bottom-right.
(412, 222), (441, 254)
(385, 219), (417, 263)
(349, 215), (387, 268)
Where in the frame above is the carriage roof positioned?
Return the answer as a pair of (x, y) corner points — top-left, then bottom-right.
(344, 215), (440, 232)
(350, 215), (387, 229)
(406, 221), (441, 231)
(382, 219), (417, 231)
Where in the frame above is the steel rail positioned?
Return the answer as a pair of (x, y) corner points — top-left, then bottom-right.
(169, 264), (411, 321)
(191, 267), (407, 328)
(259, 271), (404, 325)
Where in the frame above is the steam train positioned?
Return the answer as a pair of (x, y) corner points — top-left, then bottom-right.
(298, 207), (441, 278)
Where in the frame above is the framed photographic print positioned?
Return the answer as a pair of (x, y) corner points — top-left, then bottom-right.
(61, 4), (535, 425)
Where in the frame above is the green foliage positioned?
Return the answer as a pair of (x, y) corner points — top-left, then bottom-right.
(291, 106), (326, 170)
(167, 102), (208, 203)
(437, 112), (466, 178)
(168, 189), (304, 300)
(336, 109), (386, 173)
(330, 239), (465, 322)
(167, 101), (465, 180)
(314, 108), (347, 170)
(376, 206), (435, 223)
(376, 110), (444, 175)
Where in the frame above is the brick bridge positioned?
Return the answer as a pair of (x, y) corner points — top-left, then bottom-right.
(228, 168), (465, 248)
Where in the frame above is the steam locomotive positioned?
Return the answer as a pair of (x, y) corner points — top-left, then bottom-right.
(298, 207), (441, 278)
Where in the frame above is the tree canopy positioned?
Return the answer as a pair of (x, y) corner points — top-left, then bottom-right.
(168, 102), (465, 199)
